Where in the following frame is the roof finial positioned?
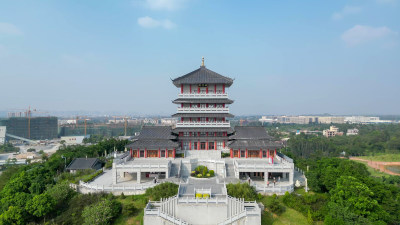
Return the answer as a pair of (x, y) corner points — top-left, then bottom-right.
(201, 57), (205, 67)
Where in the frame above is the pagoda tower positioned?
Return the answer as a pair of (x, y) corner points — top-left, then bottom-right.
(172, 58), (234, 151)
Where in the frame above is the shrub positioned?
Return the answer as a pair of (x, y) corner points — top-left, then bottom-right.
(122, 202), (136, 215)
(145, 182), (178, 201)
(267, 196), (286, 215)
(192, 166), (214, 178)
(226, 183), (258, 201)
(196, 193), (203, 198)
(203, 194), (210, 199)
(82, 199), (120, 225)
(81, 170), (103, 183)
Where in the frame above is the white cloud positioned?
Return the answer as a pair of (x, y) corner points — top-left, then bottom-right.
(137, 16), (176, 29)
(144, 0), (187, 11)
(332, 6), (362, 20)
(0, 22), (23, 35)
(341, 25), (398, 46)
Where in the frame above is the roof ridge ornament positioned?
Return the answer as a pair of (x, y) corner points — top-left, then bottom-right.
(201, 57), (205, 67)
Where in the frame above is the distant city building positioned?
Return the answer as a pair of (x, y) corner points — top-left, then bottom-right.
(344, 116), (392, 124)
(259, 115), (396, 124)
(0, 126), (6, 145)
(346, 128), (359, 136)
(323, 126), (343, 137)
(0, 117), (58, 140)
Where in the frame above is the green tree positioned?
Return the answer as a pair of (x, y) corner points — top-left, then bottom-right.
(82, 199), (118, 225)
(25, 193), (55, 218)
(0, 206), (25, 225)
(329, 176), (386, 222)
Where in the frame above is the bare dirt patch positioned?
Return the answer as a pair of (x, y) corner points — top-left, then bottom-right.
(350, 157), (400, 176)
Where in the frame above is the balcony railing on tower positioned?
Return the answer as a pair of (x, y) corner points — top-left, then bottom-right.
(176, 121), (230, 128)
(178, 93), (228, 98)
(176, 107), (229, 113)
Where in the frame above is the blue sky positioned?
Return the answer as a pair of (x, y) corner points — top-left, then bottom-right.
(0, 0), (399, 116)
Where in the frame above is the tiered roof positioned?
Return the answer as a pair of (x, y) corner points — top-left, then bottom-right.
(172, 113), (234, 118)
(126, 126), (179, 149)
(172, 98), (234, 104)
(229, 126), (282, 150)
(172, 65), (234, 87)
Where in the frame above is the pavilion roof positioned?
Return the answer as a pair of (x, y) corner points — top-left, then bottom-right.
(126, 139), (179, 149)
(173, 127), (234, 133)
(229, 126), (273, 140)
(172, 66), (233, 87)
(133, 126), (177, 140)
(172, 113), (234, 118)
(172, 98), (234, 104)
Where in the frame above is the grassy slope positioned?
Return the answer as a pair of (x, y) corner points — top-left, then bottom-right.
(358, 153), (400, 162)
(260, 188), (320, 225)
(113, 195), (148, 225)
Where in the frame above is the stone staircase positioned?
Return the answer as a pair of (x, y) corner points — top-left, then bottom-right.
(170, 162), (181, 178)
(225, 162), (235, 178)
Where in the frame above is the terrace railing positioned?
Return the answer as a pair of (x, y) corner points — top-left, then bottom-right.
(178, 93), (228, 98)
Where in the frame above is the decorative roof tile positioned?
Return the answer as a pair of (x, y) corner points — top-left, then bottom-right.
(172, 113), (234, 118)
(172, 66), (233, 87)
(172, 98), (234, 104)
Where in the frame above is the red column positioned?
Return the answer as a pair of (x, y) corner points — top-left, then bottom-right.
(130, 148), (133, 157)
(197, 142), (200, 150)
(181, 84), (183, 94)
(189, 141), (191, 150)
(238, 148), (241, 158)
(214, 84), (217, 93)
(222, 84), (225, 93)
(198, 87), (200, 93)
(267, 149), (269, 158)
(215, 141), (217, 150)
(245, 149), (248, 158)
(159, 148), (161, 158)
(260, 149), (262, 158)
(206, 141), (208, 150)
(206, 87), (208, 93)
(165, 148), (168, 158)
(223, 141), (225, 148)
(173, 148), (176, 158)
(230, 149), (233, 158)
(138, 148), (140, 158)
(144, 148), (147, 158)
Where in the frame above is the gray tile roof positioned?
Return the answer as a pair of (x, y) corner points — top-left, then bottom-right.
(228, 140), (282, 150)
(230, 126), (273, 140)
(66, 158), (102, 170)
(172, 98), (234, 104)
(172, 66), (234, 87)
(126, 139), (179, 149)
(173, 127), (234, 133)
(134, 126), (176, 140)
(172, 113), (234, 118)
